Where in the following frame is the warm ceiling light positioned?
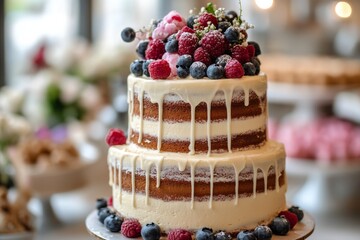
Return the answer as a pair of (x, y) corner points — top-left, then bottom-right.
(255, 0), (274, 10)
(335, 1), (352, 18)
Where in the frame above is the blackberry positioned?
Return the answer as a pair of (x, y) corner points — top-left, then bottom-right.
(121, 27), (136, 42)
(189, 61), (207, 79)
(243, 62), (256, 76)
(237, 230), (256, 240)
(177, 55), (193, 69)
(136, 40), (149, 59)
(248, 41), (261, 56)
(141, 222), (161, 240)
(254, 226), (272, 240)
(195, 228), (214, 240)
(165, 39), (178, 53)
(130, 60), (144, 76)
(207, 64), (224, 79)
(224, 27), (240, 44)
(177, 66), (190, 78)
(104, 214), (123, 232)
(269, 217), (290, 236)
(143, 60), (153, 77)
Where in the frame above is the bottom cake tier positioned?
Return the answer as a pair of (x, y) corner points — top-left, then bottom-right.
(107, 140), (287, 233)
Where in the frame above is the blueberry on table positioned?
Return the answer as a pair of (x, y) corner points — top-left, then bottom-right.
(237, 230), (257, 240)
(96, 198), (107, 210)
(104, 214), (123, 232)
(214, 230), (232, 240)
(254, 225), (272, 240)
(141, 222), (161, 240)
(269, 216), (290, 236)
(196, 227), (214, 240)
(98, 208), (113, 224)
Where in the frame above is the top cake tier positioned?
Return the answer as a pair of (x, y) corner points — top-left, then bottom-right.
(128, 74), (268, 154)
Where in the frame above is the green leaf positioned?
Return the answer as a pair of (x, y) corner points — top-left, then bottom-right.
(205, 3), (215, 14)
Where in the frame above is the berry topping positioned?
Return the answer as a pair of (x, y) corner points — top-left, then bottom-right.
(145, 39), (166, 60)
(106, 128), (126, 146)
(237, 230), (256, 240)
(214, 231), (232, 240)
(177, 55), (193, 69)
(187, 15), (197, 29)
(136, 40), (149, 59)
(141, 222), (161, 240)
(288, 206), (304, 222)
(200, 31), (226, 58)
(107, 196), (113, 207)
(178, 32), (198, 55)
(231, 45), (250, 64)
(98, 208), (114, 224)
(148, 59), (171, 79)
(269, 216), (290, 236)
(152, 11), (186, 40)
(254, 225), (272, 240)
(195, 227), (214, 240)
(168, 229), (192, 240)
(243, 62), (256, 76)
(194, 47), (212, 66)
(279, 210), (298, 229)
(250, 57), (261, 75)
(130, 60), (144, 77)
(176, 26), (196, 40)
(207, 64), (224, 79)
(225, 10), (238, 23)
(224, 27), (240, 44)
(189, 61), (207, 79)
(165, 39), (179, 53)
(104, 214), (123, 232)
(216, 54), (232, 67)
(96, 198), (107, 210)
(246, 44), (255, 58)
(121, 219), (142, 238)
(143, 60), (153, 77)
(177, 66), (190, 78)
(121, 27), (136, 42)
(248, 41), (261, 56)
(218, 21), (231, 33)
(197, 13), (218, 29)
(225, 59), (244, 78)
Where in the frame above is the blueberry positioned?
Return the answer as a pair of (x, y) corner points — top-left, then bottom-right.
(130, 60), (144, 77)
(136, 40), (149, 59)
(104, 214), (122, 232)
(187, 15), (197, 29)
(98, 208), (114, 224)
(142, 60), (153, 77)
(195, 227), (214, 240)
(190, 62), (207, 79)
(165, 39), (178, 53)
(248, 41), (261, 56)
(177, 66), (190, 78)
(288, 206), (304, 221)
(167, 34), (177, 42)
(177, 55), (193, 69)
(207, 64), (224, 79)
(141, 222), (161, 240)
(214, 231), (232, 240)
(269, 216), (290, 236)
(254, 225), (272, 240)
(216, 55), (232, 67)
(243, 62), (256, 76)
(218, 21), (231, 33)
(224, 27), (240, 44)
(250, 57), (261, 75)
(225, 11), (238, 23)
(96, 198), (107, 210)
(237, 230), (256, 240)
(121, 27), (136, 43)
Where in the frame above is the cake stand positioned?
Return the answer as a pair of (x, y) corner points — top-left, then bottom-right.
(85, 210), (315, 240)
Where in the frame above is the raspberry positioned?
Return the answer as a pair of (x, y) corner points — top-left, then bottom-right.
(225, 59), (244, 78)
(176, 26), (195, 40)
(121, 219), (142, 238)
(178, 32), (198, 56)
(145, 39), (165, 60)
(196, 13), (218, 29)
(106, 128), (126, 146)
(200, 31), (226, 58)
(193, 47), (212, 66)
(279, 211), (298, 229)
(247, 44), (256, 58)
(107, 196), (113, 207)
(148, 59), (171, 79)
(168, 229), (192, 240)
(231, 45), (250, 64)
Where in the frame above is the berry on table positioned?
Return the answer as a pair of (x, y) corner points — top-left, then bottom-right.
(98, 208), (113, 224)
(121, 27), (136, 42)
(216, 54), (232, 67)
(178, 32), (198, 55)
(148, 59), (171, 79)
(190, 61), (207, 79)
(243, 62), (256, 76)
(207, 64), (224, 79)
(225, 59), (244, 78)
(96, 198), (107, 210)
(106, 128), (127, 146)
(168, 229), (192, 240)
(121, 218), (142, 238)
(194, 47), (212, 66)
(224, 27), (240, 44)
(214, 231), (232, 240)
(136, 40), (149, 59)
(248, 41), (261, 56)
(200, 30), (226, 58)
(231, 45), (250, 64)
(195, 227), (214, 240)
(145, 39), (166, 60)
(237, 230), (256, 240)
(254, 225), (272, 240)
(143, 60), (153, 77)
(141, 222), (161, 240)
(177, 54), (193, 69)
(288, 206), (304, 221)
(177, 66), (190, 78)
(279, 210), (298, 229)
(165, 39), (179, 53)
(130, 60), (144, 77)
(107, 196), (113, 207)
(104, 214), (123, 232)
(269, 216), (290, 236)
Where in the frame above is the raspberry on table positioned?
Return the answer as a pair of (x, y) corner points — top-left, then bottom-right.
(279, 210), (298, 229)
(121, 218), (142, 238)
(231, 45), (250, 64)
(225, 59), (244, 78)
(247, 44), (256, 58)
(178, 32), (198, 56)
(167, 229), (192, 240)
(200, 30), (226, 58)
(148, 59), (171, 79)
(194, 47), (212, 66)
(145, 39), (166, 60)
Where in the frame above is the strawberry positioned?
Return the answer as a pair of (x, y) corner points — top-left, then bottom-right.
(225, 59), (244, 78)
(200, 31), (226, 58)
(106, 128), (126, 146)
(148, 59), (171, 79)
(145, 39), (165, 60)
(193, 47), (212, 66)
(121, 219), (142, 238)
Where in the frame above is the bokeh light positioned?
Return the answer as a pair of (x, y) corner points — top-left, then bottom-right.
(335, 1), (352, 18)
(255, 0), (274, 10)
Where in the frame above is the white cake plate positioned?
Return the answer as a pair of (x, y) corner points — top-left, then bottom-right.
(86, 210), (315, 240)
(287, 157), (360, 214)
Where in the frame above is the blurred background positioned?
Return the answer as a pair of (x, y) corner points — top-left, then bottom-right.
(1, 0), (360, 239)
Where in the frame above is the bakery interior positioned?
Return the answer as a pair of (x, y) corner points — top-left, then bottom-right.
(1, 0), (360, 239)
